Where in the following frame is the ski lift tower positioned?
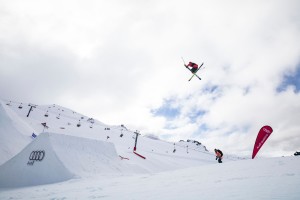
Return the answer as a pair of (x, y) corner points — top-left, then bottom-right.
(133, 130), (140, 151)
(27, 104), (37, 117)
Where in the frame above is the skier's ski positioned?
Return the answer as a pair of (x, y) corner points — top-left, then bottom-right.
(186, 62), (203, 81)
(188, 73), (201, 81)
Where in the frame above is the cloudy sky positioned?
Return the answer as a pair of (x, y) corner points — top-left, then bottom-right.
(1, 0), (300, 157)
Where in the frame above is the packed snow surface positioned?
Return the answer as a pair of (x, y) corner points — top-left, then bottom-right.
(0, 100), (299, 199)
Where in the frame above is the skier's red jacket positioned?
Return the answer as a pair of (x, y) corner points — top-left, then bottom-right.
(215, 149), (223, 158)
(186, 62), (198, 69)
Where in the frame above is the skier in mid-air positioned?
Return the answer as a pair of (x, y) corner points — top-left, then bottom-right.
(185, 61), (199, 73)
(214, 149), (223, 163)
(181, 57), (204, 81)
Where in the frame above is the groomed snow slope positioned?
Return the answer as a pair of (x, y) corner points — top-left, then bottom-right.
(0, 157), (299, 199)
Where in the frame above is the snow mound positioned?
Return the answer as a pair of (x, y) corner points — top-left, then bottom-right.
(0, 101), (32, 165)
(0, 132), (146, 188)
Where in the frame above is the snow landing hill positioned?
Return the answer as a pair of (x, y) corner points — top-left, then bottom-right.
(0, 99), (299, 200)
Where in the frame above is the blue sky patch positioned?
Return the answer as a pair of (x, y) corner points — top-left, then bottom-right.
(277, 65), (300, 93)
(190, 124), (210, 138)
(163, 122), (179, 130)
(151, 99), (180, 120)
(189, 110), (206, 123)
(203, 85), (219, 93)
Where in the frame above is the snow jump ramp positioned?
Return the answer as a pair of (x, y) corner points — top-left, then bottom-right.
(0, 132), (133, 188)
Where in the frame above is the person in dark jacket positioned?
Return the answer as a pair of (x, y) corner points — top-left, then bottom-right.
(214, 149), (223, 163)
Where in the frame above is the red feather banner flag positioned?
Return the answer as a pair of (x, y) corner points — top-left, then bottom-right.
(252, 125), (273, 159)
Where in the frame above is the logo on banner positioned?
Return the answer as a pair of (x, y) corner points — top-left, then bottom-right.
(256, 134), (269, 149)
(27, 150), (45, 166)
(263, 128), (271, 134)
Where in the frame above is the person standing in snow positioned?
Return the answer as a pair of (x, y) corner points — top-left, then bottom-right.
(214, 149), (223, 163)
(185, 62), (199, 73)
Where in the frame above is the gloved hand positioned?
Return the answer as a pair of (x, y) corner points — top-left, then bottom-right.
(216, 157), (218, 160)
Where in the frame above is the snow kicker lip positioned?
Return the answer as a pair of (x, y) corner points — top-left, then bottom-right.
(0, 132), (122, 188)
